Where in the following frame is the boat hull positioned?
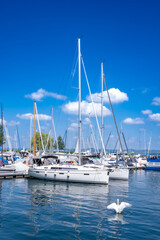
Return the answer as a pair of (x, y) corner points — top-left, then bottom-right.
(29, 165), (109, 184)
(146, 166), (160, 170)
(109, 168), (129, 180)
(146, 157), (160, 170)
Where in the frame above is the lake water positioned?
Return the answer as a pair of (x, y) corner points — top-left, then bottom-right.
(0, 170), (160, 239)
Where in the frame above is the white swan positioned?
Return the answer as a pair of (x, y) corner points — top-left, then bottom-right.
(107, 199), (131, 214)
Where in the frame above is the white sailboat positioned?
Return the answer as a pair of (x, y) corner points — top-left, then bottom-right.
(29, 39), (110, 184)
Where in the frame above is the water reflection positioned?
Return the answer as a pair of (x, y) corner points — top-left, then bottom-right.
(108, 214), (129, 225)
(108, 180), (129, 203)
(26, 179), (130, 238)
(0, 180), (2, 228)
(27, 179), (110, 238)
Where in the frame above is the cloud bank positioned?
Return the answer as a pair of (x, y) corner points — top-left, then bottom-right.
(62, 101), (111, 117)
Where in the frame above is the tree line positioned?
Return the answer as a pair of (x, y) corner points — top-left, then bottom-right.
(0, 126), (65, 151)
(31, 132), (65, 150)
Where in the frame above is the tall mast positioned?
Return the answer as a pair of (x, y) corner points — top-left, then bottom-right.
(33, 101), (36, 156)
(30, 116), (32, 152)
(78, 38), (81, 165)
(50, 106), (53, 153)
(101, 62), (104, 155)
(1, 103), (3, 165)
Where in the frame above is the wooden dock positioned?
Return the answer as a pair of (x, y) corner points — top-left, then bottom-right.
(0, 171), (29, 179)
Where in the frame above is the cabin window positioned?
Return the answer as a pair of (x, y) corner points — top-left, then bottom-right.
(84, 173), (89, 175)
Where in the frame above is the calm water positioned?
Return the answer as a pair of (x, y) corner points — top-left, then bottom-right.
(0, 170), (160, 240)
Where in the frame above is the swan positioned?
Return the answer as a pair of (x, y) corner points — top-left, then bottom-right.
(107, 199), (131, 214)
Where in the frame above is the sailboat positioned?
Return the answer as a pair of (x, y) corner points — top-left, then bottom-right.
(28, 39), (110, 184)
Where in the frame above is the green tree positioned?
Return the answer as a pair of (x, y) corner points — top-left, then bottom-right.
(54, 136), (65, 150)
(0, 125), (5, 146)
(31, 132), (54, 150)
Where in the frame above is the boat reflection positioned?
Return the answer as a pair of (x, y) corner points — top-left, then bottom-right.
(27, 179), (110, 238)
(109, 180), (129, 201)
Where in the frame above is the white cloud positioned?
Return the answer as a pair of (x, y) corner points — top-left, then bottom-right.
(152, 97), (160, 106)
(86, 88), (128, 104)
(83, 117), (91, 125)
(123, 117), (144, 125)
(62, 101), (111, 117)
(149, 113), (160, 122)
(25, 88), (67, 101)
(141, 109), (152, 115)
(17, 113), (51, 121)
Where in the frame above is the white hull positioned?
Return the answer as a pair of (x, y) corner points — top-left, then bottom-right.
(29, 164), (109, 184)
(109, 168), (129, 181)
(0, 162), (29, 174)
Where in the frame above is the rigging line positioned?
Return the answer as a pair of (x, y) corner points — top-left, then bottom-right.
(81, 57), (106, 157)
(69, 44), (78, 83)
(103, 74), (124, 155)
(88, 115), (99, 153)
(16, 125), (21, 150)
(52, 107), (59, 152)
(35, 103), (45, 152)
(64, 44), (78, 92)
(44, 128), (51, 152)
(72, 57), (78, 81)
(122, 132), (129, 154)
(105, 132), (112, 150)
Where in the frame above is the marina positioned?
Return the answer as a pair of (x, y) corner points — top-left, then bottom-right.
(1, 0), (160, 239)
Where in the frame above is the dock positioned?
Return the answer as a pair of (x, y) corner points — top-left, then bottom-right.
(0, 171), (29, 179)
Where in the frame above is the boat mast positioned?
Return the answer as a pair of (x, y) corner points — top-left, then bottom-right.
(33, 101), (36, 156)
(50, 106), (53, 153)
(1, 103), (3, 165)
(30, 115), (32, 152)
(78, 38), (81, 165)
(101, 62), (104, 155)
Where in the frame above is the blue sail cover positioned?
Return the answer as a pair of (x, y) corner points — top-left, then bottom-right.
(0, 157), (8, 164)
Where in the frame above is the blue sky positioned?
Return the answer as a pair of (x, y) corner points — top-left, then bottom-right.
(0, 0), (160, 151)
